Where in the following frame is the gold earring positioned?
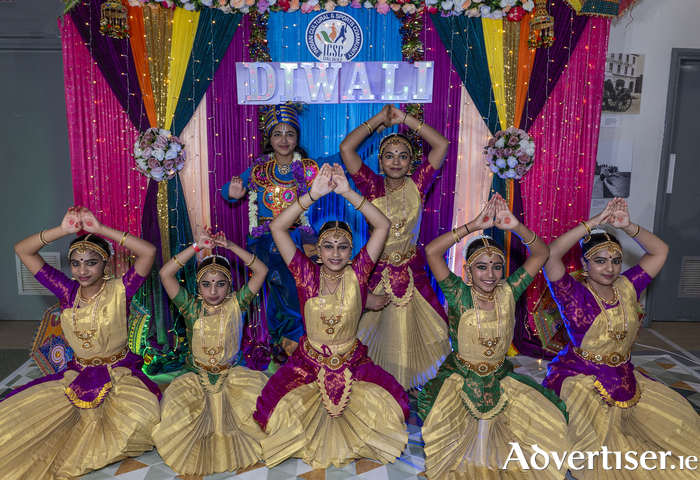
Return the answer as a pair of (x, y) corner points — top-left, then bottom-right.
(316, 257), (323, 264)
(71, 277), (76, 281)
(102, 266), (111, 280)
(466, 272), (473, 286)
(582, 266), (589, 277)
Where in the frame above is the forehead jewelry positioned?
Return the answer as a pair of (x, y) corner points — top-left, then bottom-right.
(317, 221), (353, 250)
(583, 232), (622, 260)
(466, 237), (505, 270)
(196, 255), (232, 284)
(379, 135), (413, 159)
(68, 234), (110, 262)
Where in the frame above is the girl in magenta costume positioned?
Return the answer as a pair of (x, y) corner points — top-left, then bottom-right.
(1, 207), (161, 479)
(543, 198), (700, 478)
(152, 228), (269, 475)
(254, 164), (410, 469)
(339, 105), (451, 391)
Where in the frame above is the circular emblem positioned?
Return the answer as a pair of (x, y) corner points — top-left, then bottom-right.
(306, 12), (363, 62)
(477, 363), (490, 375)
(330, 356), (341, 367)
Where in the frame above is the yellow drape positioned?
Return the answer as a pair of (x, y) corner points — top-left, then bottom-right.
(165, 8), (200, 131)
(482, 18), (507, 131)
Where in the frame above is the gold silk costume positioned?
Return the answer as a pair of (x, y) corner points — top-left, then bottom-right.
(152, 286), (268, 475)
(0, 278), (160, 480)
(356, 176), (450, 389)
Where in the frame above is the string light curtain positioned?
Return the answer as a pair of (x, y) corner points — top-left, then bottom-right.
(517, 17), (610, 358)
(60, 15), (148, 277)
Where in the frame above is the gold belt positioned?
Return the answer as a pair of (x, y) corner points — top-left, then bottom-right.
(305, 338), (358, 370)
(455, 352), (504, 377)
(574, 347), (630, 367)
(194, 358), (233, 374)
(380, 247), (416, 267)
(75, 346), (128, 367)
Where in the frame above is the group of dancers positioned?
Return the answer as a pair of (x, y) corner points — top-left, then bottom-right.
(2, 103), (700, 480)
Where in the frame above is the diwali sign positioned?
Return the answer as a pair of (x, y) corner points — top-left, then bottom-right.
(235, 62), (434, 105)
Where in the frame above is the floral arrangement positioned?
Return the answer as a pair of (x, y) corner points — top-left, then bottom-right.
(121, 0), (534, 19)
(484, 127), (535, 180)
(133, 128), (186, 181)
(248, 152), (314, 237)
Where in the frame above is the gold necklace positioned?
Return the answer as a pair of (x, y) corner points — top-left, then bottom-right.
(275, 157), (291, 175)
(472, 288), (496, 303)
(586, 283), (627, 343)
(73, 281), (107, 351)
(384, 178), (407, 239)
(320, 269), (345, 335)
(471, 288), (502, 358)
(200, 295), (230, 365)
(320, 268), (344, 284)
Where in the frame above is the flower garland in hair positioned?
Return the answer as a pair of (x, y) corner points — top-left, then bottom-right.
(247, 152), (313, 237)
(133, 128), (186, 181)
(462, 234), (492, 262)
(484, 127), (535, 180)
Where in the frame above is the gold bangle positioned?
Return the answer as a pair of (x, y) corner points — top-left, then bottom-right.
(452, 228), (461, 244)
(414, 120), (425, 134)
(355, 197), (366, 211)
(119, 231), (129, 247)
(39, 230), (52, 246)
(173, 256), (185, 269)
(628, 223), (641, 238)
(296, 196), (309, 211)
(363, 121), (373, 136)
(580, 221), (592, 236)
(523, 231), (538, 246)
(245, 254), (257, 268)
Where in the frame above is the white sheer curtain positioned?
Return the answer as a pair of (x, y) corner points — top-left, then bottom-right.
(449, 86), (494, 278)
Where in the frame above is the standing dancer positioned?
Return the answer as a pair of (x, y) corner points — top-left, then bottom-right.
(152, 228), (268, 475)
(222, 104), (377, 362)
(254, 164), (409, 468)
(419, 195), (570, 480)
(543, 198), (700, 477)
(339, 104), (451, 390)
(1, 207), (161, 479)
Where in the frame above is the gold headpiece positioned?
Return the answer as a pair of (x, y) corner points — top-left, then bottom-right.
(379, 134), (414, 159)
(68, 234), (110, 262)
(317, 221), (353, 249)
(583, 232), (622, 260)
(466, 237), (506, 269)
(196, 255), (232, 283)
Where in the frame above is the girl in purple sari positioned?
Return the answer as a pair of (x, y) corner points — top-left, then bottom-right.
(254, 164), (409, 469)
(543, 198), (700, 478)
(1, 207), (160, 479)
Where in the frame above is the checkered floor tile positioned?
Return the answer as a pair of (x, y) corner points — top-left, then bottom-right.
(2, 353), (699, 479)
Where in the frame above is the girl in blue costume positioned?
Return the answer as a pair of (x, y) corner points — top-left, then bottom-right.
(222, 104), (378, 361)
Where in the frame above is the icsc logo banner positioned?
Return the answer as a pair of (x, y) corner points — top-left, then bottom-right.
(306, 12), (363, 62)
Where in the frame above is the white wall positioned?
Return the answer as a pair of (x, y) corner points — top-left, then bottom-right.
(595, 0), (700, 280)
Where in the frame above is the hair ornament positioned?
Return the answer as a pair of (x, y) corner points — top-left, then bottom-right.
(582, 230), (622, 260)
(317, 221), (353, 249)
(263, 102), (303, 138)
(462, 235), (505, 268)
(379, 133), (414, 160)
(68, 234), (111, 262)
(196, 254), (232, 283)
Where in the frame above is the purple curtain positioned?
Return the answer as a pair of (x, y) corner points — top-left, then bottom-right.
(519, 0), (589, 132)
(206, 16), (270, 370)
(69, 0), (150, 132)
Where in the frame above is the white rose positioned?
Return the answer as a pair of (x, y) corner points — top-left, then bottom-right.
(153, 149), (166, 161)
(480, 4), (490, 15)
(134, 146), (143, 158)
(202, 0), (213, 5)
(441, 1), (454, 10)
(307, 0), (319, 5)
(165, 148), (178, 160)
(490, 164), (500, 173)
(184, 2), (196, 10)
(507, 156), (518, 168)
(525, 146), (535, 156)
(426, 0), (438, 5)
(496, 158), (506, 168)
(268, 0), (277, 4)
(522, 0), (535, 11)
(363, 1), (373, 8)
(495, 137), (506, 148)
(137, 157), (149, 171)
(159, 128), (171, 138)
(499, 0), (515, 7)
(489, 9), (504, 19)
(505, 169), (517, 178)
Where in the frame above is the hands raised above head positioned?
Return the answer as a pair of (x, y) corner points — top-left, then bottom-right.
(309, 163), (352, 199)
(588, 197), (629, 229)
(472, 196), (497, 231)
(61, 207), (83, 235)
(492, 193), (520, 231)
(330, 163), (350, 195)
(197, 227), (217, 250)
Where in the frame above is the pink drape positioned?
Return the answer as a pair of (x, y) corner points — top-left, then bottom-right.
(60, 15), (149, 276)
(521, 18), (610, 333)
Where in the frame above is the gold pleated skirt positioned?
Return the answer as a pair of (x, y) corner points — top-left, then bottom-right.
(152, 367), (268, 475)
(357, 287), (450, 390)
(421, 373), (571, 480)
(560, 371), (700, 479)
(261, 380), (408, 469)
(0, 367), (160, 480)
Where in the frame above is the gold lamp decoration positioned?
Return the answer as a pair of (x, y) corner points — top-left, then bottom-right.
(528, 0), (555, 49)
(100, 0), (130, 39)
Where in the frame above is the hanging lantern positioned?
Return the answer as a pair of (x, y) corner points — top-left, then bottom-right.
(528, 0), (555, 49)
(100, 0), (130, 40)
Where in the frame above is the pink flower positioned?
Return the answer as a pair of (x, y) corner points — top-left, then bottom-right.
(506, 5), (526, 21)
(514, 148), (524, 156)
(503, 148), (513, 157)
(245, 0), (255, 6)
(515, 164), (525, 176)
(231, 0), (245, 7)
(324, 0), (336, 10)
(495, 130), (504, 137)
(390, 3), (400, 10)
(518, 154), (530, 164)
(507, 135), (519, 147)
(147, 158), (159, 169)
(163, 160), (175, 170)
(351, 0), (362, 7)
(139, 139), (149, 149)
(426, 5), (438, 13)
(376, 2), (390, 13)
(257, 0), (269, 11)
(142, 147), (153, 158)
(495, 149), (504, 157)
(462, 0), (471, 8)
(487, 137), (497, 147)
(154, 137), (167, 150)
(485, 154), (495, 164)
(313, 4), (320, 10)
(487, 147), (495, 155)
(289, 0), (300, 10)
(402, 3), (416, 13)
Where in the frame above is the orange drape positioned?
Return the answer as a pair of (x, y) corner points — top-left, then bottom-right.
(514, 12), (536, 130)
(127, 6), (157, 128)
